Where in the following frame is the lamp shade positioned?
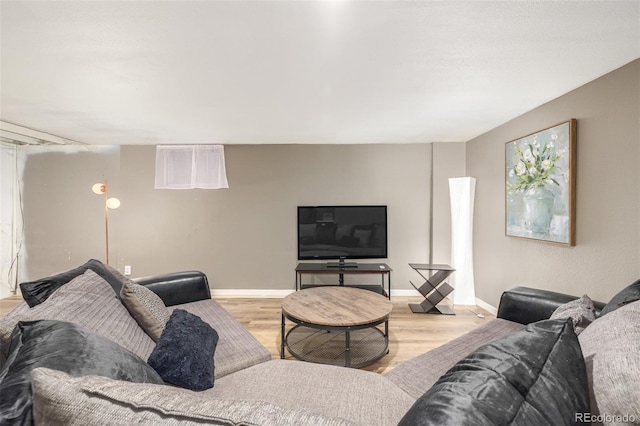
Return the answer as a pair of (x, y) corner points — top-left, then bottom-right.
(92, 183), (106, 195)
(106, 198), (121, 209)
(449, 177), (476, 305)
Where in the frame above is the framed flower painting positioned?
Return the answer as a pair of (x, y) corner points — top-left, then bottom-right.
(505, 119), (576, 245)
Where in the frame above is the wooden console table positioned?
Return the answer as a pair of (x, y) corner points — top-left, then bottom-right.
(295, 262), (392, 299)
(408, 263), (455, 315)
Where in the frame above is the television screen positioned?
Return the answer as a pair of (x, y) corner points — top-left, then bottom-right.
(297, 205), (388, 260)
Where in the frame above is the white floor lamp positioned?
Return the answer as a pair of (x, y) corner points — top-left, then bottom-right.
(449, 177), (476, 305)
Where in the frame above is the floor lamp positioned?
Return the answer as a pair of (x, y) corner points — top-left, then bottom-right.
(449, 177), (476, 305)
(92, 181), (120, 264)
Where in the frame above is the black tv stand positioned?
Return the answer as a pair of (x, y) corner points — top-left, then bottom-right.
(295, 262), (392, 299)
(326, 261), (358, 269)
(326, 257), (358, 268)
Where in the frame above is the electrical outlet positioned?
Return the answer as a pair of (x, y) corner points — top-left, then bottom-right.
(124, 265), (132, 276)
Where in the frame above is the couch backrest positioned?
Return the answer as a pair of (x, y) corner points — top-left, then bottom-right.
(497, 286), (606, 325)
(134, 271), (211, 306)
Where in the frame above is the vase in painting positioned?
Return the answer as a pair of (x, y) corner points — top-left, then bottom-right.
(523, 186), (554, 234)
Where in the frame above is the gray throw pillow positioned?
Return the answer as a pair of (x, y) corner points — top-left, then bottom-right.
(0, 320), (163, 425)
(550, 294), (596, 335)
(120, 280), (170, 342)
(0, 269), (157, 362)
(578, 299), (640, 422)
(19, 259), (123, 307)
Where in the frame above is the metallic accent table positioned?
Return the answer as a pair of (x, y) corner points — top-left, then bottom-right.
(408, 263), (456, 315)
(295, 262), (392, 299)
(281, 286), (392, 368)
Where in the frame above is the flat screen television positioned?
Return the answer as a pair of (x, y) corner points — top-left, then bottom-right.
(297, 205), (388, 261)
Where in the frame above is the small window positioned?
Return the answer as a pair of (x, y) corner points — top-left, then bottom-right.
(155, 145), (229, 189)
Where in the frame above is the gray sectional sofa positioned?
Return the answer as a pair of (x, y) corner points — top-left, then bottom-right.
(0, 260), (638, 425)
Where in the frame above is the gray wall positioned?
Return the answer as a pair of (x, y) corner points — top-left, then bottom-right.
(19, 143), (465, 294)
(432, 143), (466, 265)
(20, 146), (121, 280)
(467, 59), (640, 307)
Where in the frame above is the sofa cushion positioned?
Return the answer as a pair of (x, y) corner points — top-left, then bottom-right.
(206, 359), (415, 426)
(148, 309), (219, 390)
(0, 320), (163, 426)
(120, 279), (170, 341)
(0, 269), (156, 361)
(384, 318), (525, 399)
(550, 294), (596, 335)
(578, 299), (640, 421)
(19, 259), (123, 307)
(599, 278), (640, 316)
(31, 368), (355, 426)
(398, 318), (589, 426)
(168, 299), (271, 378)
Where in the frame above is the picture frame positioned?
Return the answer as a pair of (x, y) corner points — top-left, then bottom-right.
(505, 119), (576, 246)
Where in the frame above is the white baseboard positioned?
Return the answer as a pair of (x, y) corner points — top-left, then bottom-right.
(211, 289), (295, 298)
(475, 297), (498, 315)
(209, 289), (498, 314)
(212, 288), (422, 298)
(390, 289), (421, 297)
(212, 288), (424, 298)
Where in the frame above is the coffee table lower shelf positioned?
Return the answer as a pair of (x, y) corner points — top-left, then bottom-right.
(282, 322), (389, 369)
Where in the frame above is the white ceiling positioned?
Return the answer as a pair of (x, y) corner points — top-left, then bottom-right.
(1, 1), (638, 145)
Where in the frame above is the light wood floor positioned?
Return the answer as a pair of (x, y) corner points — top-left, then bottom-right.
(0, 294), (494, 374)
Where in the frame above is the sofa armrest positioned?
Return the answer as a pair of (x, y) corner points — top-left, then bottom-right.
(496, 286), (606, 325)
(133, 271), (211, 306)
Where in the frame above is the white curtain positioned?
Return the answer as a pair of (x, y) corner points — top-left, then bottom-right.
(155, 145), (229, 189)
(449, 177), (476, 305)
(0, 143), (21, 297)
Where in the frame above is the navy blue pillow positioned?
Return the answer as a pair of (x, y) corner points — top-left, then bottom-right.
(19, 259), (123, 307)
(398, 319), (589, 426)
(148, 309), (219, 391)
(0, 320), (163, 426)
(599, 279), (640, 316)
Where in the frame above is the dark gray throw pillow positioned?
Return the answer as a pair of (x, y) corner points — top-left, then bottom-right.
(398, 318), (589, 426)
(599, 278), (640, 316)
(0, 320), (163, 426)
(550, 294), (596, 335)
(19, 259), (124, 307)
(148, 309), (219, 391)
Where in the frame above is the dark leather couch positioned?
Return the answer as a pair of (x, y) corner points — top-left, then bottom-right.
(497, 285), (606, 325)
(134, 270), (211, 306)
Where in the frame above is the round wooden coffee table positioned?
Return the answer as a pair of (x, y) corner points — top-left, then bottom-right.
(280, 286), (393, 368)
